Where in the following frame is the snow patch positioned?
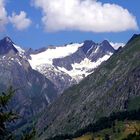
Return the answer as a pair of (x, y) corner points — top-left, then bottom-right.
(94, 45), (100, 53)
(58, 53), (112, 82)
(15, 58), (22, 65)
(13, 44), (25, 57)
(29, 43), (83, 69)
(2, 56), (6, 59)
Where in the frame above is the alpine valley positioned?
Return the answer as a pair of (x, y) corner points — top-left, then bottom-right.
(34, 34), (140, 139)
(0, 34), (140, 140)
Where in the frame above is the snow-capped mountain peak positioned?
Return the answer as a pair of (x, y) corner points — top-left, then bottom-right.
(28, 40), (115, 93)
(0, 36), (115, 94)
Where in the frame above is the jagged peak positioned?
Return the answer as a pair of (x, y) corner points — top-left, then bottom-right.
(101, 40), (110, 45)
(100, 40), (115, 52)
(0, 36), (18, 55)
(2, 36), (13, 44)
(81, 40), (96, 54)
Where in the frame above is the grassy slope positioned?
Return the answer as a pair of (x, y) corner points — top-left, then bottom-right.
(36, 34), (140, 139)
(74, 121), (140, 140)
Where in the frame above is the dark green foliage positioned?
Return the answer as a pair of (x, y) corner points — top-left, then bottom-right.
(104, 134), (110, 140)
(0, 87), (36, 140)
(46, 108), (140, 140)
(122, 133), (140, 140)
(73, 109), (140, 138)
(0, 86), (18, 140)
(117, 128), (121, 133)
(21, 128), (36, 140)
(45, 134), (73, 140)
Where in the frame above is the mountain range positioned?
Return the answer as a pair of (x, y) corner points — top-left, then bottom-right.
(32, 34), (140, 139)
(0, 34), (140, 140)
(0, 36), (116, 127)
(28, 40), (115, 93)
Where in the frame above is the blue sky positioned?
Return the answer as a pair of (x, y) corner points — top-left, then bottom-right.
(0, 0), (139, 49)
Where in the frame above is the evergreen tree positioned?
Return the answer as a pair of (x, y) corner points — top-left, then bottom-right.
(0, 86), (18, 140)
(0, 86), (36, 140)
(21, 128), (36, 140)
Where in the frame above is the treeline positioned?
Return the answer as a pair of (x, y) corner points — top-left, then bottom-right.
(46, 108), (140, 140)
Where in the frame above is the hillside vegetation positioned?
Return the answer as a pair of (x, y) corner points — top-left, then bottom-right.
(74, 121), (140, 140)
(35, 34), (140, 139)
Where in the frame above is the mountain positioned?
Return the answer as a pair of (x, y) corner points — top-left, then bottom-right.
(28, 40), (115, 93)
(0, 37), (58, 126)
(35, 34), (140, 139)
(0, 36), (115, 120)
(0, 37), (18, 55)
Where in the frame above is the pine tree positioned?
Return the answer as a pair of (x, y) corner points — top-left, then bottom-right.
(21, 128), (36, 140)
(0, 86), (18, 140)
(0, 86), (36, 140)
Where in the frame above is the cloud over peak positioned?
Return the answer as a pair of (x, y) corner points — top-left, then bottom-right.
(9, 11), (32, 31)
(33, 0), (138, 32)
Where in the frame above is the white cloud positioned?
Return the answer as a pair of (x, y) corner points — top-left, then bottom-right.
(32, 0), (138, 32)
(9, 11), (32, 31)
(110, 42), (125, 50)
(0, 0), (8, 30)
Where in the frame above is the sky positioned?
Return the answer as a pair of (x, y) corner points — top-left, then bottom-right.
(0, 0), (140, 49)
